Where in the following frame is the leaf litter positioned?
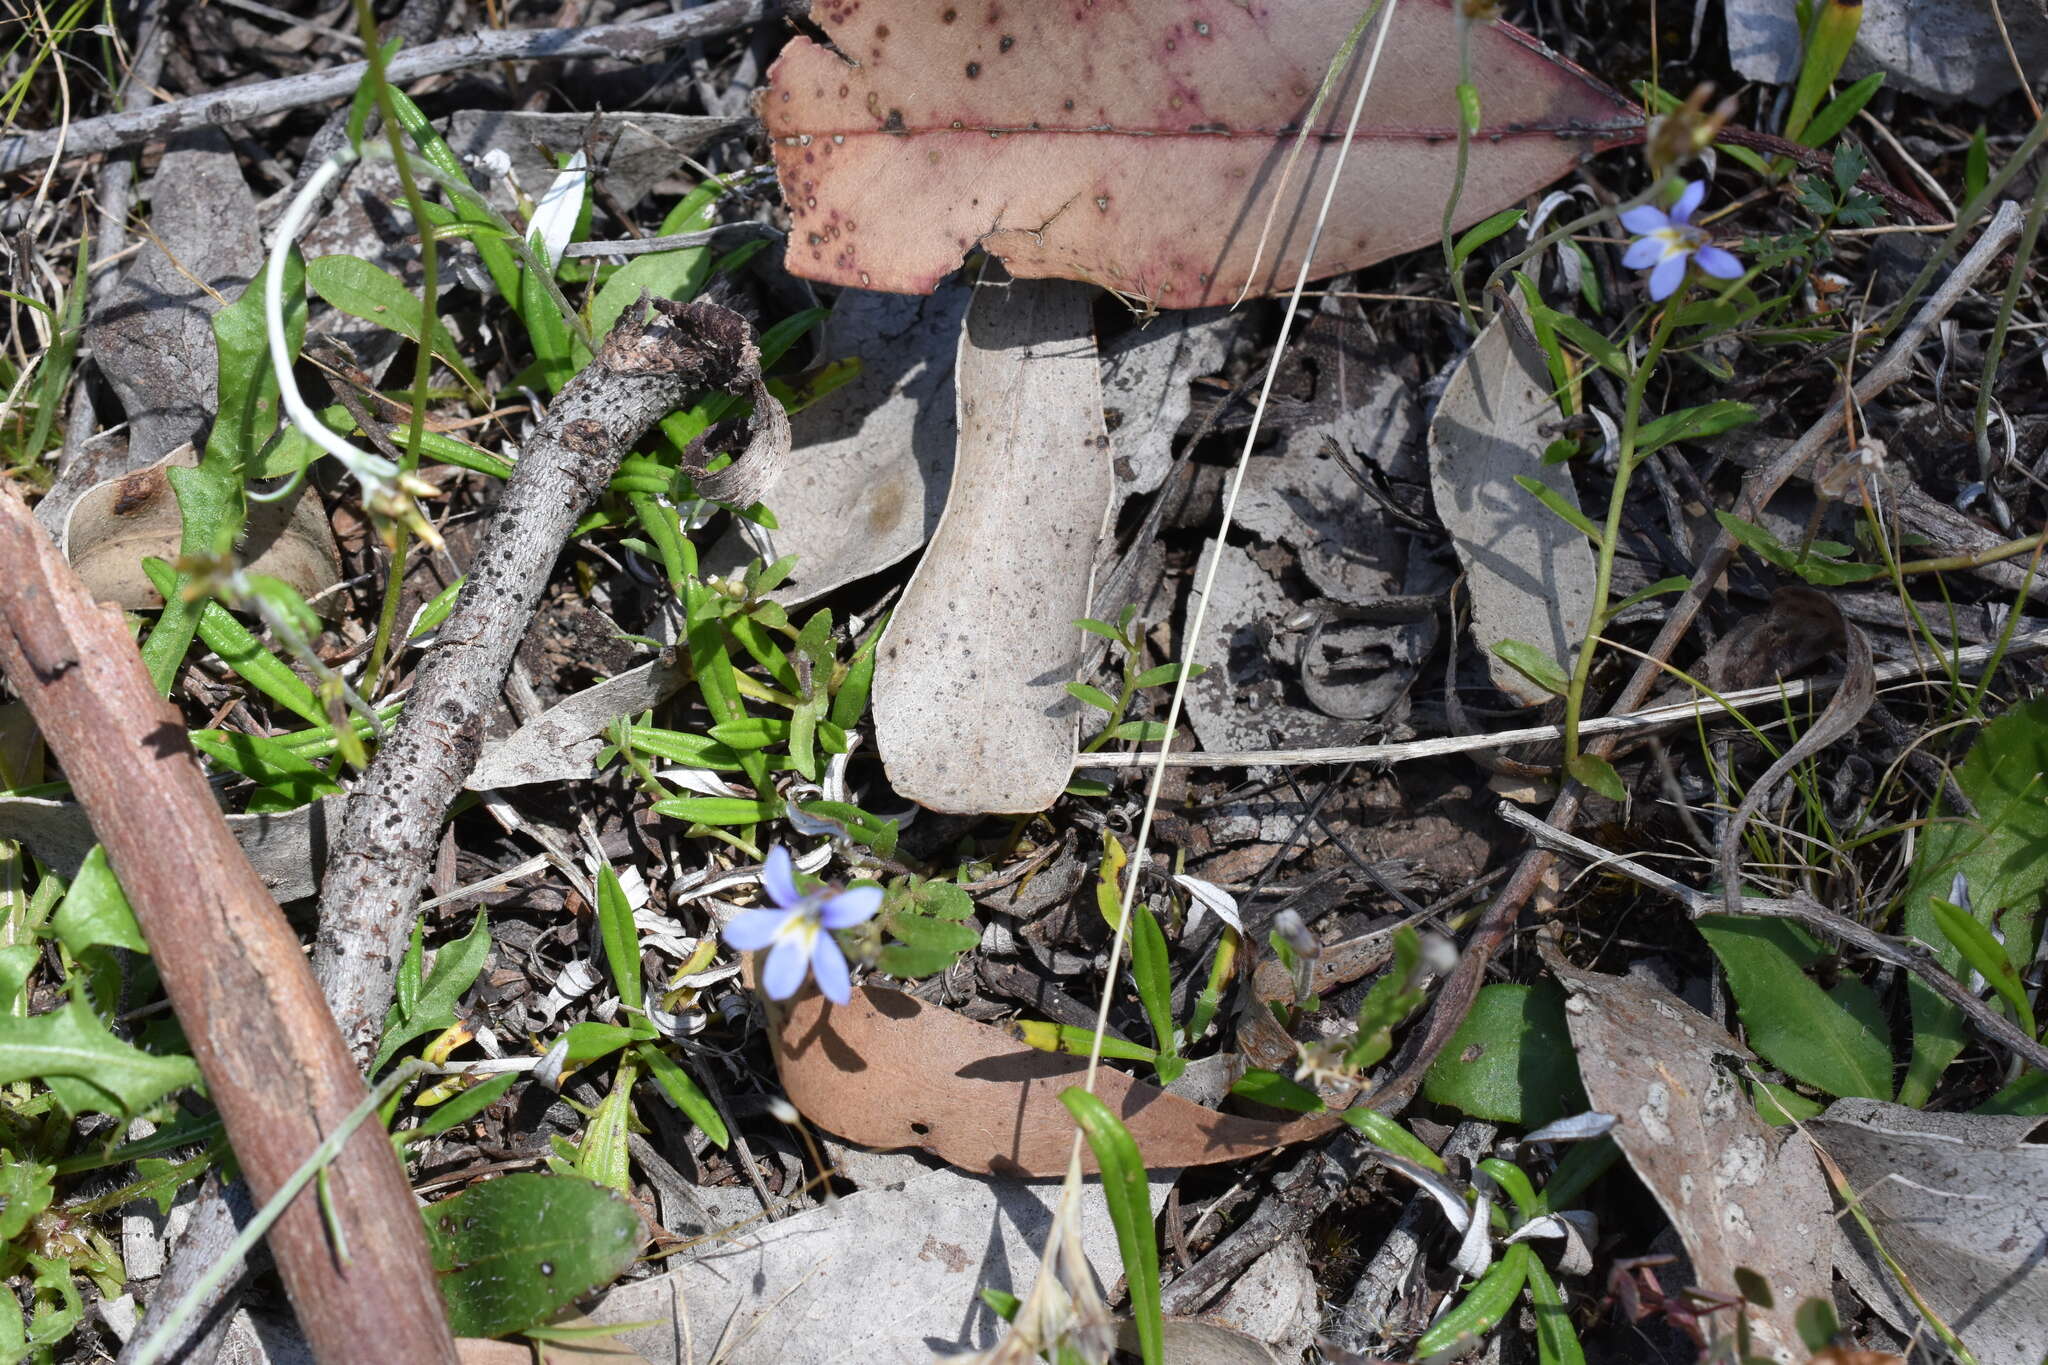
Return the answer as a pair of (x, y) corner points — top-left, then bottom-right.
(2, 1), (2047, 1363)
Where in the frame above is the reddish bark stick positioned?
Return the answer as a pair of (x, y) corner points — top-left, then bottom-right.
(0, 482), (457, 1365)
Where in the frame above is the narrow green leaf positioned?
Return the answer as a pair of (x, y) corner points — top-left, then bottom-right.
(1452, 208), (1525, 270)
(1513, 475), (1605, 544)
(1800, 71), (1884, 149)
(1228, 1069), (1324, 1113)
(405, 1072), (520, 1145)
(1066, 682), (1119, 712)
(1634, 400), (1759, 457)
(596, 864), (643, 1014)
(304, 255), (482, 393)
(635, 1042), (729, 1148)
(1060, 1090), (1162, 1365)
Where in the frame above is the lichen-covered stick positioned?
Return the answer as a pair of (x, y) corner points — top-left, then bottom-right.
(313, 298), (759, 1065)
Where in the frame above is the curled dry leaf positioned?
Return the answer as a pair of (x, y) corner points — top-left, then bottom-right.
(762, 0), (1638, 307)
(771, 986), (1339, 1175)
(63, 445), (342, 612)
(872, 270), (1112, 814)
(1547, 949), (1831, 1364)
(1426, 302), (1596, 707)
(465, 648), (688, 790)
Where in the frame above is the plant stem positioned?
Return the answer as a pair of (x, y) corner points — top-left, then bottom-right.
(1563, 297), (1681, 762)
(1440, 8), (1479, 330)
(355, 0), (441, 693)
(1970, 139), (2048, 483)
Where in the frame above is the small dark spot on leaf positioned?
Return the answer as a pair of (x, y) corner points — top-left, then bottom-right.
(999, 33), (1014, 51)
(940, 6), (956, 19)
(965, 61), (980, 77)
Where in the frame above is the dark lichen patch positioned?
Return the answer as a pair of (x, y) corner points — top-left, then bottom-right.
(998, 33), (1015, 52)
(965, 61), (981, 78)
(940, 5), (957, 19)
(882, 108), (907, 132)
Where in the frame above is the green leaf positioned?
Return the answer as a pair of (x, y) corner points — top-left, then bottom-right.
(1714, 510), (1883, 585)
(1755, 1080), (1826, 1125)
(650, 795), (784, 826)
(1131, 661), (1199, 689)
(1634, 400), (1759, 458)
(1422, 982), (1586, 1126)
(1130, 908), (1179, 1088)
(1525, 1243), (1587, 1365)
(575, 1058), (636, 1195)
(584, 245), (714, 364)
(1565, 752), (1626, 802)
(404, 1072), (520, 1146)
(1060, 1090), (1162, 1365)
(1546, 312), (1629, 379)
(877, 902), (981, 979)
(305, 255), (482, 393)
(1965, 124), (1990, 201)
(1008, 1019), (1157, 1063)
(1899, 700), (2048, 1104)
(209, 251), (305, 470)
(1699, 916), (1892, 1100)
(1339, 1108), (1448, 1173)
(0, 943), (36, 1012)
(1452, 208), (1525, 271)
(374, 910), (491, 1074)
(138, 461), (241, 695)
(595, 864), (643, 1015)
(425, 1174), (644, 1338)
(1414, 1243), (1533, 1357)
(1602, 575), (1691, 624)
(1066, 682), (1119, 712)
(1930, 897), (2035, 1037)
(1513, 475), (1606, 545)
(0, 1161), (55, 1241)
(190, 730), (343, 813)
(635, 1042), (729, 1148)
(1228, 1068), (1324, 1113)
(51, 846), (148, 956)
(1491, 639), (1570, 697)
(1800, 71), (1884, 149)
(624, 725), (746, 771)
(0, 996), (199, 1117)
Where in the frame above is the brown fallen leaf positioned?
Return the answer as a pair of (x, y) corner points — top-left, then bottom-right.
(772, 986), (1338, 1175)
(62, 443), (341, 611)
(1547, 950), (1832, 1364)
(762, 0), (1638, 306)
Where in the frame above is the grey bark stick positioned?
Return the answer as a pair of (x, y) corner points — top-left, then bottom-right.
(0, 0), (768, 172)
(313, 298), (757, 1066)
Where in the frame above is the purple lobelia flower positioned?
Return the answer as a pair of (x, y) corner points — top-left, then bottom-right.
(1621, 180), (1743, 301)
(722, 846), (881, 1004)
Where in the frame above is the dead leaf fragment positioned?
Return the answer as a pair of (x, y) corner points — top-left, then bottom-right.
(872, 271), (1112, 813)
(63, 445), (341, 612)
(1427, 304), (1596, 706)
(772, 987), (1338, 1176)
(763, 0), (1638, 306)
(1812, 1097), (2048, 1365)
(1549, 953), (1831, 1363)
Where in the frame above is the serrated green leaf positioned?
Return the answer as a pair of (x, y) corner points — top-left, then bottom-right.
(1700, 916), (1892, 1100)
(51, 846), (148, 956)
(1423, 982), (1585, 1125)
(425, 1174), (644, 1338)
(0, 997), (198, 1117)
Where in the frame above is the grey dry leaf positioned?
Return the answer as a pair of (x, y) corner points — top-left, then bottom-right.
(62, 444), (342, 612)
(873, 269), (1113, 814)
(464, 648), (689, 790)
(0, 794), (342, 903)
(573, 1165), (1170, 1364)
(1812, 1098), (2048, 1365)
(1427, 301), (1596, 707)
(1548, 951), (1832, 1363)
(702, 281), (970, 605)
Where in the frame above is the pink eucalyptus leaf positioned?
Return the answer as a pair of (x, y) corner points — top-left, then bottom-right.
(761, 0), (1639, 308)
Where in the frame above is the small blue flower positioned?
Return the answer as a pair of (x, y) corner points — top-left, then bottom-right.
(1621, 180), (1743, 301)
(722, 846), (881, 1004)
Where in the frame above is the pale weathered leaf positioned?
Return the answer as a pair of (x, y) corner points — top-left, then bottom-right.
(1813, 1098), (2048, 1365)
(466, 649), (689, 790)
(873, 270), (1112, 813)
(1549, 952), (1832, 1363)
(704, 282), (970, 604)
(1427, 303), (1596, 706)
(762, 0), (1637, 306)
(580, 1165), (1171, 1364)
